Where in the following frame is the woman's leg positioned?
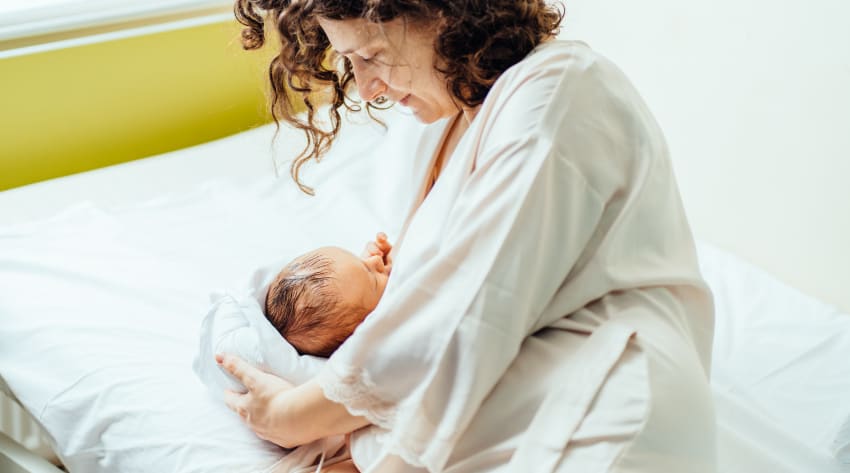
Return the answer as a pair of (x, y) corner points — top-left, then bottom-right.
(322, 459), (359, 473)
(443, 292), (715, 473)
(349, 289), (715, 473)
(442, 326), (651, 473)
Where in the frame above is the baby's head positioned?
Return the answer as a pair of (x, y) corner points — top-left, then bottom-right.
(264, 246), (390, 357)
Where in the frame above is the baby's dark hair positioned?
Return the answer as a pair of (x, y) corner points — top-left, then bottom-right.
(264, 252), (361, 357)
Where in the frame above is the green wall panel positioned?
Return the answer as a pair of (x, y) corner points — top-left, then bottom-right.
(0, 20), (274, 190)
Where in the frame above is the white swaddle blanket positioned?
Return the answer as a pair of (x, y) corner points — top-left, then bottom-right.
(192, 263), (353, 472)
(193, 263), (325, 397)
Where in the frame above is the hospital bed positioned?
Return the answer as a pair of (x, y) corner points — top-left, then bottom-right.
(2, 1), (849, 471)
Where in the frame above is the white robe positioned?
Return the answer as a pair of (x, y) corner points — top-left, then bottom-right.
(317, 40), (716, 472)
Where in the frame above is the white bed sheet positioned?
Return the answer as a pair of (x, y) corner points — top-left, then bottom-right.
(1, 115), (848, 472)
(698, 244), (850, 472)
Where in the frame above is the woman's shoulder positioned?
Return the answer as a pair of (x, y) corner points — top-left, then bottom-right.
(476, 39), (667, 201)
(496, 40), (612, 90)
(523, 39), (600, 68)
(484, 40), (634, 113)
(479, 40), (633, 136)
(481, 39), (651, 137)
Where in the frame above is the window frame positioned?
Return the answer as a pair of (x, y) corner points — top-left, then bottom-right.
(0, 0), (233, 42)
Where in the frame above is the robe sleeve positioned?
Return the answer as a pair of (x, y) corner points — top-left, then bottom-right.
(318, 53), (619, 471)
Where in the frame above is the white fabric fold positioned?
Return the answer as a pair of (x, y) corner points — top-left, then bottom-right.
(833, 417), (850, 464)
(191, 265), (347, 473)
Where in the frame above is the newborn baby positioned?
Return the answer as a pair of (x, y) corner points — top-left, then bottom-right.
(264, 233), (393, 357)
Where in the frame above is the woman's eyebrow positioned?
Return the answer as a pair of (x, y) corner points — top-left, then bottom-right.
(335, 46), (382, 58)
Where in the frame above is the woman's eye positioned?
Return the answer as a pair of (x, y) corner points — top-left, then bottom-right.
(348, 52), (387, 67)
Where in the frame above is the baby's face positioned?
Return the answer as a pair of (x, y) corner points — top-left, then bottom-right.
(312, 246), (390, 314)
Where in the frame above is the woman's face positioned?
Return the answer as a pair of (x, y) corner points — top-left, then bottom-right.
(318, 16), (458, 124)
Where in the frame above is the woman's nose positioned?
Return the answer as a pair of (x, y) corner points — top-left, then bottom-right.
(357, 77), (387, 102)
(352, 63), (387, 102)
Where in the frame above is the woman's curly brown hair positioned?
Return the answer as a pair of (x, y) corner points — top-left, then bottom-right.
(234, 0), (563, 194)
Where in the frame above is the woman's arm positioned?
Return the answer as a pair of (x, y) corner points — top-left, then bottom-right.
(217, 353), (368, 448)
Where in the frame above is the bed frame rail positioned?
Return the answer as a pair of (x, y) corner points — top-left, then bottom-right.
(0, 431), (63, 473)
(0, 379), (63, 473)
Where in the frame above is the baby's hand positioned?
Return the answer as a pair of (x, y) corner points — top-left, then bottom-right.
(375, 232), (392, 256)
(362, 232), (393, 266)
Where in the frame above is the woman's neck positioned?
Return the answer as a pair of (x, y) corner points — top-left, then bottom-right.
(462, 105), (481, 125)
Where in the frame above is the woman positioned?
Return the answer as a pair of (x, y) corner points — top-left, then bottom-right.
(219, 1), (717, 472)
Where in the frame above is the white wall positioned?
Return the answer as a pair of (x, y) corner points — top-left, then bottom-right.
(559, 0), (850, 312)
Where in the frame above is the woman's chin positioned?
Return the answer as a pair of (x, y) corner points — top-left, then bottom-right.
(412, 114), (438, 124)
(407, 107), (444, 125)
(398, 97), (438, 124)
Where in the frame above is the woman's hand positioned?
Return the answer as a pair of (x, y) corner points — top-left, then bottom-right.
(216, 353), (294, 444)
(217, 353), (370, 448)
